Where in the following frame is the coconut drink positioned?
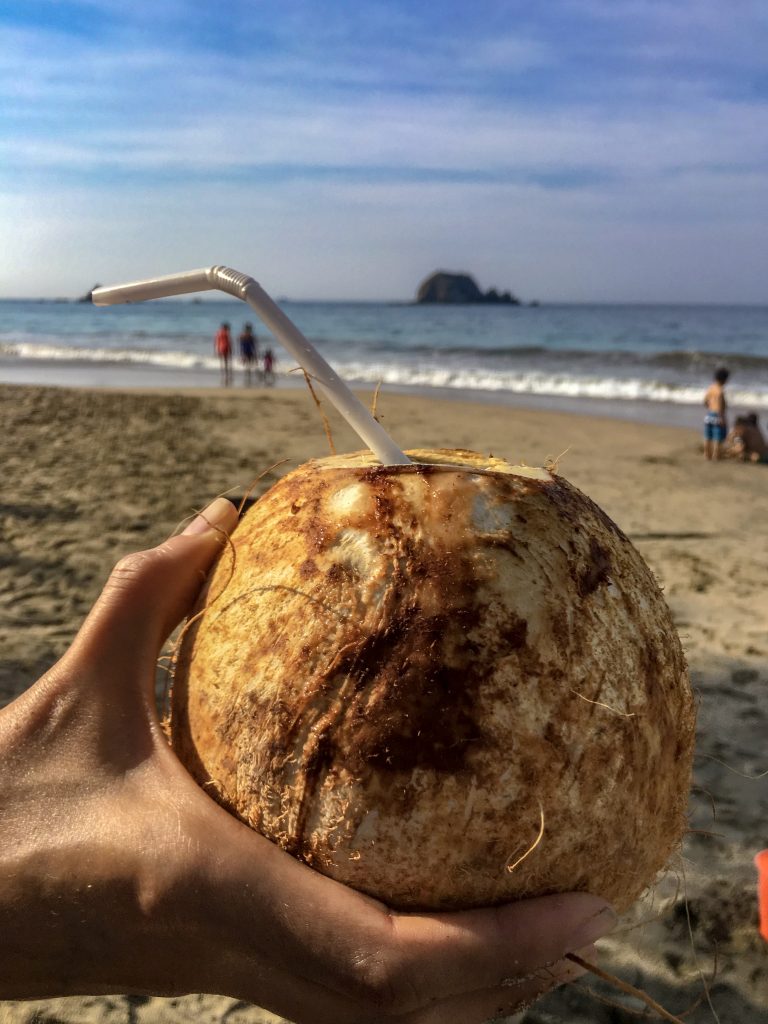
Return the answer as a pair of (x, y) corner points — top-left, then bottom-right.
(171, 447), (695, 913)
(93, 266), (694, 916)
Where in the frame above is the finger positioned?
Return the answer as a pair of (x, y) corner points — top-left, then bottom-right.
(379, 892), (617, 1006)
(65, 497), (238, 682)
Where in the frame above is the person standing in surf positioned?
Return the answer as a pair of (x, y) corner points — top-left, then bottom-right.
(214, 322), (233, 387)
(263, 346), (276, 386)
(238, 322), (258, 386)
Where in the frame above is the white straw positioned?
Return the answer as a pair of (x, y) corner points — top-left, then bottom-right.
(92, 266), (410, 466)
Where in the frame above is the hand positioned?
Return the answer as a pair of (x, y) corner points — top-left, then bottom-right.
(0, 498), (616, 1023)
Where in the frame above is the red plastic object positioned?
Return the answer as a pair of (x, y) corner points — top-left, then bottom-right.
(756, 850), (768, 941)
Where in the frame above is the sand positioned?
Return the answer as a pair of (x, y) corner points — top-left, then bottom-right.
(0, 381), (766, 1024)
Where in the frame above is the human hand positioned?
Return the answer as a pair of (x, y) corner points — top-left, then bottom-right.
(0, 497), (616, 1023)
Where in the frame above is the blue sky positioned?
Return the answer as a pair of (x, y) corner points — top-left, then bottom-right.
(1, 0), (767, 301)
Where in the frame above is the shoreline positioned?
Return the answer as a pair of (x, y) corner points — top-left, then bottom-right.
(0, 355), (707, 431)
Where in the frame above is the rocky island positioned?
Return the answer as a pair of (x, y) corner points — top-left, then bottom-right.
(416, 271), (520, 305)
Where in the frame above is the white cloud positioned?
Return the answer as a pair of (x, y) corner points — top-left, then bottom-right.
(2, 161), (767, 303)
(3, 80), (767, 188)
(1, 2), (767, 301)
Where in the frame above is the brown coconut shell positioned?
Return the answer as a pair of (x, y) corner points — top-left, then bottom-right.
(171, 449), (695, 912)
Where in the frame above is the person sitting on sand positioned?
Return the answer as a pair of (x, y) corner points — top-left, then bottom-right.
(726, 412), (768, 463)
(703, 366), (729, 461)
(215, 322), (233, 387)
(238, 322), (258, 386)
(0, 497), (615, 1019)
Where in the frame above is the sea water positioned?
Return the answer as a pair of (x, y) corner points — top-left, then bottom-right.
(1, 298), (767, 425)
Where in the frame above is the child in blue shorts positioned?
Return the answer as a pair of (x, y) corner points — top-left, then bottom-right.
(703, 367), (729, 460)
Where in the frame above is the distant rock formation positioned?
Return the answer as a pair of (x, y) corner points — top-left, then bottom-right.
(416, 271), (520, 305)
(77, 285), (101, 303)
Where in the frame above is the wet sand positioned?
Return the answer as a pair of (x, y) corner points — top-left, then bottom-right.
(0, 382), (766, 1023)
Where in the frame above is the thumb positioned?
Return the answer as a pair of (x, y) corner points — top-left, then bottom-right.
(68, 497), (239, 682)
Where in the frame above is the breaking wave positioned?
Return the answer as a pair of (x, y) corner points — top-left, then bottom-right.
(3, 340), (768, 409)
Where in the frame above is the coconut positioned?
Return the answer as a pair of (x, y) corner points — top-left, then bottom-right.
(171, 448), (695, 913)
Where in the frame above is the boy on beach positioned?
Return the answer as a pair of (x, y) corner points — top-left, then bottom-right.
(703, 367), (729, 460)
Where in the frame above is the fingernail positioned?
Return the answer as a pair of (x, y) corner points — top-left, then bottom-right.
(568, 905), (618, 950)
(182, 497), (236, 536)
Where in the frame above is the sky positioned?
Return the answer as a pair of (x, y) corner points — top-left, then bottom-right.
(1, 0), (767, 302)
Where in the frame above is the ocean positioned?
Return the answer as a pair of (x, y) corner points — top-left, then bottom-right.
(2, 298), (767, 427)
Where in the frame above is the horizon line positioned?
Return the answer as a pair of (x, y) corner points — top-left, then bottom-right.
(1, 295), (768, 309)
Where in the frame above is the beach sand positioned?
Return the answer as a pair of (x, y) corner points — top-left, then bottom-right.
(0, 381), (766, 1024)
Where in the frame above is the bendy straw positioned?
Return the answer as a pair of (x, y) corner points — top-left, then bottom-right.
(92, 266), (410, 466)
